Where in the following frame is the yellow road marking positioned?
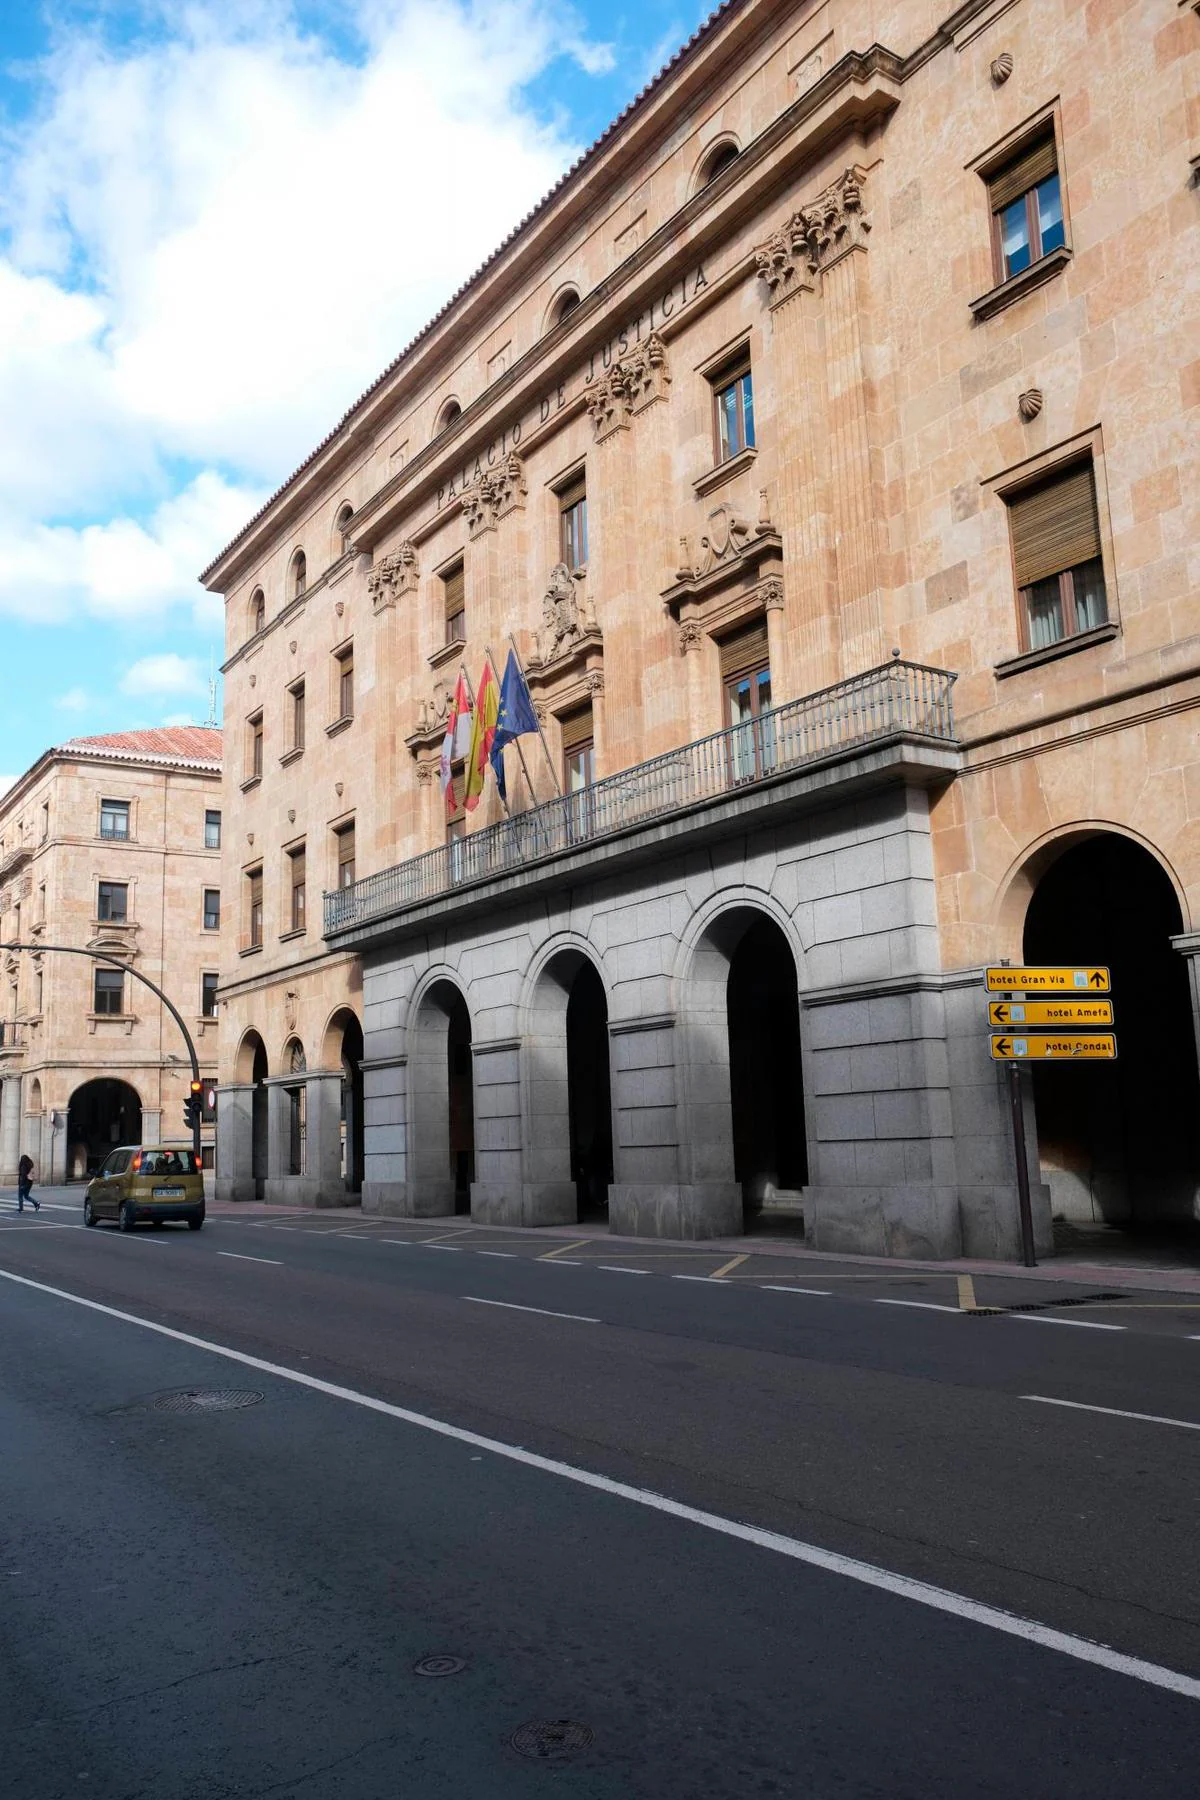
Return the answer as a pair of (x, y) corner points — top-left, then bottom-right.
(710, 1253), (749, 1280)
(957, 1274), (978, 1312)
(538, 1238), (592, 1261)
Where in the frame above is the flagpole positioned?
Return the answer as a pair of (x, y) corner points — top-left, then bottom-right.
(508, 631), (563, 798)
(473, 651), (511, 819)
(486, 640), (538, 810)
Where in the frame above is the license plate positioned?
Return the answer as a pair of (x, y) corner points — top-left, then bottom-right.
(152, 1186), (185, 1199)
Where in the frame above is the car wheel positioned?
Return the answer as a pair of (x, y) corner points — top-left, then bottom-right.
(83, 1196), (97, 1228)
(119, 1200), (138, 1233)
(187, 1215), (204, 1231)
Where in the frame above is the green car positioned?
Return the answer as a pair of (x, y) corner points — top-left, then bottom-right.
(84, 1145), (206, 1232)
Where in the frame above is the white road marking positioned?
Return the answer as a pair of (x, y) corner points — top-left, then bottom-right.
(1011, 1314), (1124, 1332)
(876, 1299), (962, 1315)
(0, 1219), (79, 1230)
(422, 1244), (462, 1253)
(216, 1251), (283, 1266)
(461, 1296), (600, 1323)
(379, 1238), (419, 1246)
(598, 1265), (652, 1275)
(1, 1265), (1197, 1704)
(762, 1285), (832, 1297)
(1023, 1396), (1200, 1432)
(543, 1258), (581, 1265)
(477, 1251), (518, 1259)
(672, 1274), (721, 1283)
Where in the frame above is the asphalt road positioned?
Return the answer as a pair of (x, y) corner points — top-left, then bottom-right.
(3, 1194), (1200, 1797)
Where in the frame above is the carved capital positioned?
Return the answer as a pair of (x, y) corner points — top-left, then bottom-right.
(756, 167), (871, 306)
(367, 541), (419, 611)
(586, 332), (671, 442)
(460, 451), (527, 537)
(759, 574), (785, 612)
(678, 619), (704, 656)
(585, 670), (605, 697)
(415, 762), (435, 785)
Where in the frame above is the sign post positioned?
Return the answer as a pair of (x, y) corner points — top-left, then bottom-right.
(983, 964), (1118, 1271)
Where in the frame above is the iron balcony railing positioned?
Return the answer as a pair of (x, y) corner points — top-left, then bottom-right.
(324, 658), (957, 936)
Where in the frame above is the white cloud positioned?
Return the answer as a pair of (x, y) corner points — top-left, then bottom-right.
(55, 687), (91, 712)
(120, 653), (207, 699)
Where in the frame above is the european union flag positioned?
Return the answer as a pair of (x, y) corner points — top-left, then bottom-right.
(489, 650), (539, 802)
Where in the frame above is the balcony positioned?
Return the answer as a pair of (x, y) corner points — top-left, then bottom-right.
(324, 659), (959, 944)
(0, 1020), (23, 1057)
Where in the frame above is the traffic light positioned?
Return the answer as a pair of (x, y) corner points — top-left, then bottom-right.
(184, 1079), (203, 1132)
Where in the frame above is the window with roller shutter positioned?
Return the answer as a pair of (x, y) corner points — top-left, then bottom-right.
(1005, 460), (1107, 653)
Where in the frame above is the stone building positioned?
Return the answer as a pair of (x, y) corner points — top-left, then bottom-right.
(204, 0), (1200, 1256)
(0, 730), (222, 1184)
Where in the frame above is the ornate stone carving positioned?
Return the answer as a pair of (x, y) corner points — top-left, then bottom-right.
(990, 51), (1013, 84)
(678, 619), (704, 656)
(585, 332), (671, 442)
(585, 670), (605, 697)
(287, 808), (295, 823)
(760, 574), (785, 611)
(415, 762), (434, 785)
(460, 452), (527, 538)
(367, 541), (419, 611)
(690, 504), (755, 578)
(415, 678), (456, 736)
(532, 562), (600, 667)
(534, 703), (548, 726)
(755, 167), (871, 304)
(1018, 387), (1044, 421)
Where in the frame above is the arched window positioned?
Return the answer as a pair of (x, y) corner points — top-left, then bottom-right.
(335, 504), (354, 557)
(551, 288), (580, 328)
(287, 1039), (306, 1076)
(698, 140), (740, 189)
(436, 399), (462, 437)
(291, 551), (307, 599)
(250, 588), (265, 635)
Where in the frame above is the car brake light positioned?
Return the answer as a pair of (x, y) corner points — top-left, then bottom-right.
(131, 1153), (142, 1173)
(193, 1153), (202, 1173)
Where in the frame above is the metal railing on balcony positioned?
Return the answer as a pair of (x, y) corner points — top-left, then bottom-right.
(324, 658), (957, 936)
(0, 1020), (22, 1051)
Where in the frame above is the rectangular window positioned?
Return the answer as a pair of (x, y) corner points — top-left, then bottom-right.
(290, 680), (306, 752)
(204, 809), (222, 850)
(561, 704), (595, 841)
(988, 131), (1064, 283)
(248, 712), (264, 779)
(559, 476), (588, 571)
(289, 844), (307, 933)
(201, 972), (219, 1018)
(35, 968), (43, 1014)
(335, 821), (356, 889)
(719, 619), (774, 784)
(93, 967), (124, 1015)
(442, 562), (466, 645)
(40, 802), (49, 842)
(1006, 461), (1108, 652)
(334, 646), (354, 721)
(203, 887), (221, 930)
(97, 881), (128, 923)
(247, 868), (264, 949)
(99, 799), (130, 840)
(713, 359), (755, 463)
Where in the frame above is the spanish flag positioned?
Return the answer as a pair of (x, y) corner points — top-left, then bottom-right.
(464, 658), (499, 812)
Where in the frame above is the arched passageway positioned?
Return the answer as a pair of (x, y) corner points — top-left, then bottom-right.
(67, 1078), (142, 1180)
(410, 982), (474, 1216)
(525, 950), (613, 1223)
(686, 907), (808, 1233)
(1023, 833), (1200, 1244)
(325, 1009), (364, 1195)
(236, 1031), (269, 1201)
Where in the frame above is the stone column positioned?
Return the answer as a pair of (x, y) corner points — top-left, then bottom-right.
(265, 1079), (293, 1205)
(216, 1081), (256, 1203)
(361, 1056), (408, 1215)
(471, 1037), (536, 1224)
(302, 1071), (346, 1207)
(608, 1013), (739, 1239)
(142, 1108), (163, 1147)
(0, 1076), (21, 1184)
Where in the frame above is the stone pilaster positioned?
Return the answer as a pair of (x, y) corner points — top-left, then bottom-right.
(0, 1075), (21, 1183)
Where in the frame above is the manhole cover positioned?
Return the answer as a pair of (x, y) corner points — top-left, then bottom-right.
(510, 1720), (594, 1762)
(414, 1656), (465, 1678)
(152, 1389), (264, 1414)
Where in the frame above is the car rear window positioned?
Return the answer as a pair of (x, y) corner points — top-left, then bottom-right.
(141, 1151), (193, 1176)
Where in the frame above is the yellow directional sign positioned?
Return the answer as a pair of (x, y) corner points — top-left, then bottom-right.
(984, 966), (1110, 994)
(987, 999), (1114, 1028)
(990, 1033), (1118, 1062)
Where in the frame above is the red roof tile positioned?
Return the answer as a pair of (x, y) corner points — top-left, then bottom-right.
(63, 727), (223, 766)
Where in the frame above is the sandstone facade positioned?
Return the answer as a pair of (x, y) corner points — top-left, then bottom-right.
(205, 0), (1200, 1255)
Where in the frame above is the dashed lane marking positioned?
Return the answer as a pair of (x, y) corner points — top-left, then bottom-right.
(597, 1265), (652, 1276)
(461, 1296), (600, 1324)
(1, 1264), (1197, 1705)
(1011, 1314), (1125, 1332)
(1024, 1396), (1200, 1431)
(762, 1285), (832, 1297)
(217, 1251), (283, 1266)
(876, 1299), (963, 1315)
(477, 1251), (518, 1259)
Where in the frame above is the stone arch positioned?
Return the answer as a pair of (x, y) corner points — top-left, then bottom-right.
(27, 1075), (43, 1114)
(321, 1005), (364, 1193)
(289, 548), (307, 599)
(993, 821), (1193, 960)
(66, 1077), (142, 1181)
(409, 976), (474, 1216)
(435, 398), (462, 436)
(675, 893), (810, 1232)
(693, 136), (740, 192)
(234, 1026), (270, 1085)
(544, 285), (581, 332)
(234, 1028), (269, 1200)
(1011, 829), (1200, 1236)
(333, 501), (354, 558)
(522, 940), (614, 1225)
(248, 587), (266, 637)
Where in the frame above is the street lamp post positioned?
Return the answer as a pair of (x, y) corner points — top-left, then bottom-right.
(8, 942), (204, 1166)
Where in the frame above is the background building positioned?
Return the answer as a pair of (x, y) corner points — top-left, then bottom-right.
(0, 728), (222, 1183)
(205, 0), (1200, 1257)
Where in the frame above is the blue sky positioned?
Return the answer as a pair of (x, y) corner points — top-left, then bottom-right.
(0, 0), (711, 788)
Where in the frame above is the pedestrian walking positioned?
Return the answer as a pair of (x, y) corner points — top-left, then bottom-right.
(17, 1152), (39, 1212)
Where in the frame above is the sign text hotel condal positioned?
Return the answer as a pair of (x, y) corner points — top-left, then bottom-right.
(435, 264), (709, 512)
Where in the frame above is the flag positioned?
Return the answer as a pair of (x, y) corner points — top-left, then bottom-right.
(464, 658), (499, 812)
(489, 650), (539, 803)
(439, 672), (473, 817)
